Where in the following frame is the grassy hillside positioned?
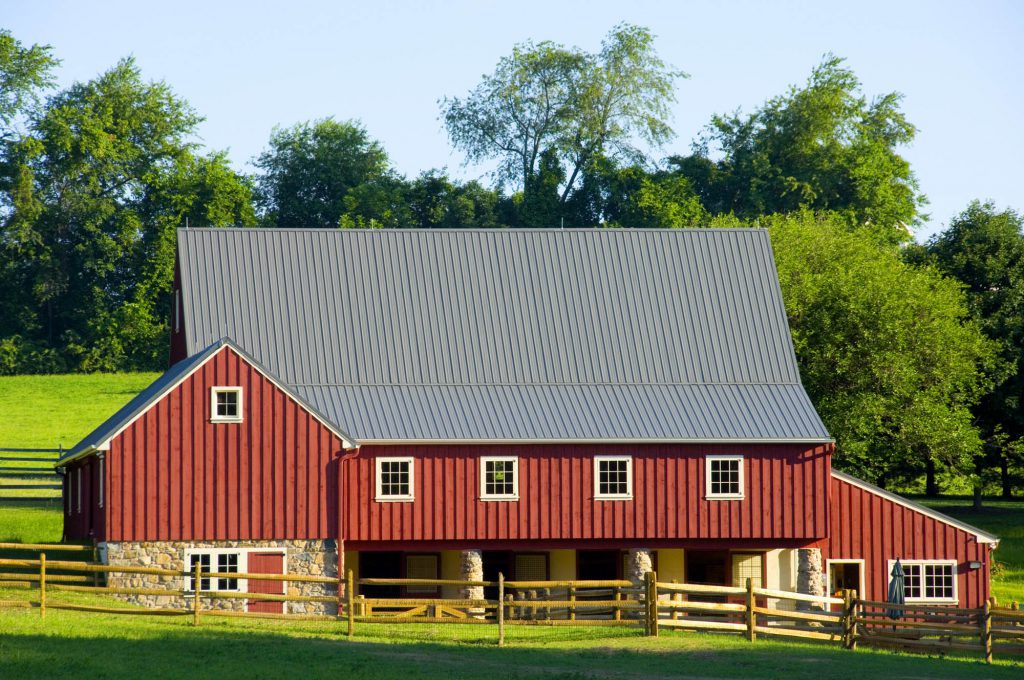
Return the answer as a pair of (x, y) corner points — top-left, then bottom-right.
(0, 373), (159, 449)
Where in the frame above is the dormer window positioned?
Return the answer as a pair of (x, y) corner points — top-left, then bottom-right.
(210, 387), (243, 423)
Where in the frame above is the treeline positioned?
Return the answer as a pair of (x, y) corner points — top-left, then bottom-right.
(1, 26), (1022, 497)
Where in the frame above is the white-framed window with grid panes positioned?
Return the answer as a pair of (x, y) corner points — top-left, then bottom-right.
(889, 559), (957, 603)
(705, 455), (744, 500)
(594, 455), (632, 500)
(480, 456), (518, 500)
(210, 386), (243, 423)
(184, 549), (242, 593)
(375, 457), (414, 501)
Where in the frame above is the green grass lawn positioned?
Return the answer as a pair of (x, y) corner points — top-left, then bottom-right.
(0, 372), (159, 450)
(0, 606), (1020, 679)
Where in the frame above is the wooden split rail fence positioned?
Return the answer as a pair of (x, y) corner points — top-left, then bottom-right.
(0, 447), (62, 503)
(1, 547), (1022, 660)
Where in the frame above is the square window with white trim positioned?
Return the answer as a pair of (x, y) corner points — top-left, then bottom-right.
(186, 550), (242, 593)
(481, 457), (518, 500)
(706, 455), (744, 499)
(376, 457), (414, 501)
(893, 560), (957, 603)
(210, 387), (243, 422)
(594, 456), (632, 499)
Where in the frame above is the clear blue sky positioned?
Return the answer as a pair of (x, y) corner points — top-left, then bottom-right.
(6, 0), (1023, 239)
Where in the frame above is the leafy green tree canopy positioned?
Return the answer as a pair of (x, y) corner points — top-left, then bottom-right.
(254, 118), (392, 228)
(441, 23), (685, 223)
(0, 30), (59, 136)
(674, 56), (924, 241)
(0, 58), (253, 373)
(764, 211), (998, 485)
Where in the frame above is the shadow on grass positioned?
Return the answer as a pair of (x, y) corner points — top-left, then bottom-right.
(1, 612), (1021, 680)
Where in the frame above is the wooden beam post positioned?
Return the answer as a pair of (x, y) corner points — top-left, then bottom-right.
(192, 561), (201, 627)
(92, 543), (100, 587)
(614, 586), (622, 622)
(346, 569), (355, 640)
(981, 600), (992, 664)
(842, 589), (853, 649)
(650, 570), (659, 637)
(39, 552), (46, 620)
(849, 590), (858, 651)
(568, 583), (576, 621)
(745, 577), (756, 642)
(497, 572), (505, 647)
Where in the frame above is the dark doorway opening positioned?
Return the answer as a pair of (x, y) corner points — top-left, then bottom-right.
(482, 551), (513, 600)
(358, 551), (402, 597)
(577, 550), (621, 580)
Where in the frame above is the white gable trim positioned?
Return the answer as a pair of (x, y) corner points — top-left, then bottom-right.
(60, 342), (357, 466)
(832, 470), (999, 546)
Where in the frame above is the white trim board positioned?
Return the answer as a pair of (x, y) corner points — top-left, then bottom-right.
(831, 470), (999, 546)
(825, 558), (866, 600)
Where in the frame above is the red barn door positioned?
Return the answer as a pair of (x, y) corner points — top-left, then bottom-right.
(247, 552), (285, 613)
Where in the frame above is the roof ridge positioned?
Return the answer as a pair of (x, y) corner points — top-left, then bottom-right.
(177, 227), (768, 234)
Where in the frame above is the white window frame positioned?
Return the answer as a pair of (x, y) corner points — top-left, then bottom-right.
(375, 456), (415, 502)
(210, 386), (244, 423)
(888, 559), (958, 604)
(705, 455), (745, 500)
(594, 455), (633, 500)
(480, 456), (519, 501)
(97, 453), (105, 509)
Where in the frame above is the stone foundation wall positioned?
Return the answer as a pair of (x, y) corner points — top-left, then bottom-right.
(101, 539), (339, 615)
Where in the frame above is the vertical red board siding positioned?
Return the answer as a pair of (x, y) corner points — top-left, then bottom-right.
(95, 346), (345, 542)
(247, 551), (285, 614)
(341, 443), (831, 543)
(825, 474), (992, 609)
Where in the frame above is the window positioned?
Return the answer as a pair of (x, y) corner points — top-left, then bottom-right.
(186, 550), (243, 593)
(187, 553), (211, 592)
(894, 560), (957, 603)
(480, 457), (518, 500)
(404, 554), (439, 595)
(98, 454), (104, 509)
(731, 553), (763, 588)
(594, 456), (632, 499)
(210, 387), (243, 422)
(376, 457), (414, 501)
(706, 455), (744, 499)
(515, 553), (549, 581)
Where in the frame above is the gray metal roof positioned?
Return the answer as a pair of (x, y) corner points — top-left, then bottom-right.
(178, 228), (830, 442)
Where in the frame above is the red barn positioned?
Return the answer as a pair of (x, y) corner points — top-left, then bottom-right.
(59, 229), (997, 613)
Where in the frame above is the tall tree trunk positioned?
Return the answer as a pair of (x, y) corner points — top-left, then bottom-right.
(925, 457), (938, 498)
(1000, 455), (1012, 499)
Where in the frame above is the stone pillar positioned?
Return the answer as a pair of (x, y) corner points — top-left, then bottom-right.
(460, 549), (484, 600)
(796, 548), (824, 611)
(626, 548), (654, 584)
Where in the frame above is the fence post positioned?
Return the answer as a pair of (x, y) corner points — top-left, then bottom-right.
(981, 600), (992, 664)
(849, 590), (859, 651)
(497, 572), (505, 648)
(671, 579), (680, 621)
(614, 586), (622, 622)
(745, 577), (756, 642)
(645, 571), (659, 637)
(568, 583), (576, 621)
(192, 561), (201, 626)
(841, 589), (852, 649)
(346, 569), (355, 640)
(39, 552), (46, 620)
(336, 564), (344, 622)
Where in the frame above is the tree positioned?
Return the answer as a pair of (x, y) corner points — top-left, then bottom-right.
(0, 58), (254, 373)
(674, 56), (924, 241)
(405, 171), (500, 229)
(0, 30), (58, 138)
(254, 118), (392, 228)
(764, 212), (998, 487)
(441, 23), (684, 224)
(912, 201), (1024, 498)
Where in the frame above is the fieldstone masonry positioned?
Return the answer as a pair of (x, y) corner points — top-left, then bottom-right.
(625, 548), (654, 584)
(796, 547), (825, 611)
(102, 539), (339, 615)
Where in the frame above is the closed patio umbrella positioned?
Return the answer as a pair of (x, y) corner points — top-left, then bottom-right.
(886, 559), (906, 621)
